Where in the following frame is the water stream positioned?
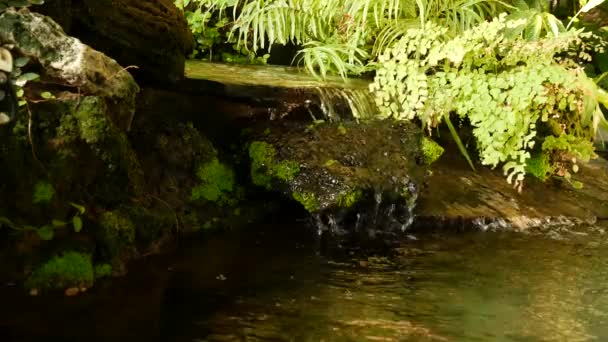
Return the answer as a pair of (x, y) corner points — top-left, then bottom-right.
(2, 221), (608, 341)
(185, 61), (378, 122)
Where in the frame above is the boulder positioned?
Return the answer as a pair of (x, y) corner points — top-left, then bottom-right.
(245, 120), (426, 236)
(0, 8), (139, 130)
(34, 0), (194, 85)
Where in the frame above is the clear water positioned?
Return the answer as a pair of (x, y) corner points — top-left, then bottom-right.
(1, 222), (608, 341)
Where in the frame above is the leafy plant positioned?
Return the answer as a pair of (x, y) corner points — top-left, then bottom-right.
(176, 0), (511, 79)
(370, 15), (608, 189)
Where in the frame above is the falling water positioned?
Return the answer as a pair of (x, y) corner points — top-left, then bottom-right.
(314, 87), (378, 121)
(311, 182), (419, 243)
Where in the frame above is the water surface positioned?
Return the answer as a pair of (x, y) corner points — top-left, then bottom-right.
(1, 222), (608, 341)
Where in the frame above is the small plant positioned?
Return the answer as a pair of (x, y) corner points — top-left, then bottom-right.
(0, 180), (86, 240)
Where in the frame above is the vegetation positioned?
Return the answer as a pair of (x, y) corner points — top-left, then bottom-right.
(178, 0), (608, 189)
(25, 251), (94, 290)
(249, 141), (300, 189)
(191, 157), (237, 205)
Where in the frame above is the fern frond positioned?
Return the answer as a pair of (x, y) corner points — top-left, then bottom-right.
(294, 41), (368, 80)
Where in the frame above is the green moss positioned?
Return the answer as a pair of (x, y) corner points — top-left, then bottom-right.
(94, 264), (112, 279)
(191, 158), (236, 206)
(249, 141), (300, 189)
(337, 190), (362, 208)
(526, 154), (554, 181)
(56, 97), (109, 145)
(25, 251), (94, 290)
(421, 137), (445, 165)
(99, 211), (136, 257)
(292, 191), (319, 212)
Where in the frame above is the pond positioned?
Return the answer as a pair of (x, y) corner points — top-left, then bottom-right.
(1, 221), (608, 341)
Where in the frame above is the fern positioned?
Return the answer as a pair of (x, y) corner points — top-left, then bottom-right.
(370, 15), (607, 188)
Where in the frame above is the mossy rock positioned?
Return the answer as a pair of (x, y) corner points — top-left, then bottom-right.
(249, 141), (300, 189)
(247, 120), (425, 224)
(25, 251), (94, 290)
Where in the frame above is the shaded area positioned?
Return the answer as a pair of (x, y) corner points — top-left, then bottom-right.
(2, 221), (608, 341)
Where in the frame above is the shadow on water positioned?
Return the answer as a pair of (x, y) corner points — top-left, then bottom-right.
(2, 218), (608, 341)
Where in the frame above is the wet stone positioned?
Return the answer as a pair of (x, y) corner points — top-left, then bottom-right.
(247, 120), (426, 237)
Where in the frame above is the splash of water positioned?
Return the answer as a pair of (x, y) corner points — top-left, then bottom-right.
(312, 182), (419, 242)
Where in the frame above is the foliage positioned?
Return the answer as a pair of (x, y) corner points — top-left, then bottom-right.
(176, 0), (509, 79)
(94, 263), (112, 279)
(175, 0), (270, 63)
(0, 181), (85, 240)
(25, 251), (94, 290)
(32, 181), (55, 204)
(370, 15), (608, 188)
(99, 210), (135, 257)
(191, 157), (237, 205)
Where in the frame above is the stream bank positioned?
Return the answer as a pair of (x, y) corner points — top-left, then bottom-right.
(1, 3), (608, 296)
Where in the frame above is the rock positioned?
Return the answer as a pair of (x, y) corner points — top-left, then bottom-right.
(415, 153), (608, 231)
(64, 287), (80, 296)
(34, 0), (194, 85)
(246, 120), (425, 235)
(0, 8), (139, 131)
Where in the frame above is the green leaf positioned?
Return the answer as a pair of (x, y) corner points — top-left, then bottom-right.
(40, 91), (53, 99)
(37, 225), (54, 241)
(15, 72), (39, 86)
(70, 202), (86, 215)
(72, 216), (82, 233)
(445, 115), (476, 172)
(32, 181), (55, 204)
(14, 56), (29, 68)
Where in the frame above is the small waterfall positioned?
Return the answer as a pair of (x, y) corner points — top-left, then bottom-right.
(315, 87), (378, 121)
(312, 181), (419, 244)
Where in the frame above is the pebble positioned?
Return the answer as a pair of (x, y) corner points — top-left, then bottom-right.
(64, 287), (80, 297)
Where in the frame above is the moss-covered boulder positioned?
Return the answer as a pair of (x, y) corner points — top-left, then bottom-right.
(247, 120), (425, 233)
(0, 8), (139, 130)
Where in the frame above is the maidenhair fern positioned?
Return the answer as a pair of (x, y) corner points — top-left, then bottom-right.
(370, 14), (608, 189)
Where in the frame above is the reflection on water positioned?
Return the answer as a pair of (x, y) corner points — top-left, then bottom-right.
(2, 223), (608, 341)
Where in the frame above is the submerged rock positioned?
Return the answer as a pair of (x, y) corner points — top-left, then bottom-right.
(247, 120), (426, 236)
(416, 153), (608, 231)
